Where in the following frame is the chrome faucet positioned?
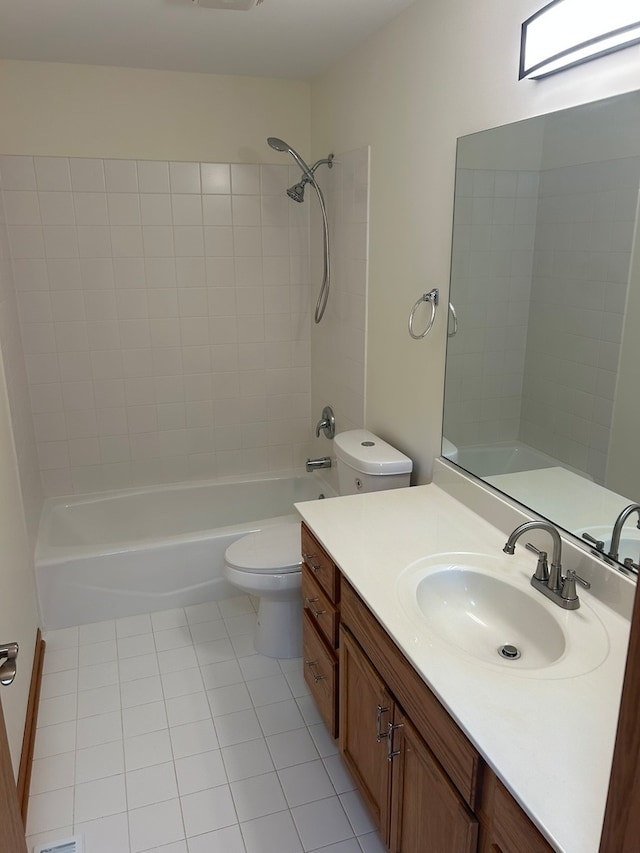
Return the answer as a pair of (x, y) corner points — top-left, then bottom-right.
(503, 520), (590, 610)
(608, 503), (640, 562)
(315, 405), (335, 439)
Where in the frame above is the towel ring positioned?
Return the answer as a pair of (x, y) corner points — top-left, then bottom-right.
(408, 288), (439, 339)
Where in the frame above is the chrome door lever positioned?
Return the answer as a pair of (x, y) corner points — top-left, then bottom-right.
(0, 642), (18, 686)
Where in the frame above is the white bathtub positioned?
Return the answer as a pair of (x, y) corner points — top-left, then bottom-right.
(35, 472), (334, 629)
(453, 441), (592, 480)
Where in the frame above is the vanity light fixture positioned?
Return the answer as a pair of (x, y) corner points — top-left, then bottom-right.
(520, 0), (640, 79)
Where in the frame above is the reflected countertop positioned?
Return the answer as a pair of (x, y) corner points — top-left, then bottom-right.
(295, 483), (633, 853)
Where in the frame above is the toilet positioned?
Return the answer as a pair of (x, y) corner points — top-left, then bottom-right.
(223, 429), (412, 658)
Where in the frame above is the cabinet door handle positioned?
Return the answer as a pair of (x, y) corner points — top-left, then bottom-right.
(304, 597), (327, 619)
(376, 704), (390, 742)
(305, 659), (326, 682)
(0, 642), (18, 686)
(303, 553), (322, 573)
(387, 721), (403, 762)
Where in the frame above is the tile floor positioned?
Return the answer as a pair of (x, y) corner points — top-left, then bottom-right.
(27, 595), (386, 853)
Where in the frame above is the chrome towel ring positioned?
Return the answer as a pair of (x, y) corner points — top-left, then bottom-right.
(408, 288), (439, 339)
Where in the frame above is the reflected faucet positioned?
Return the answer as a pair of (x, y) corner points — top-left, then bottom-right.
(608, 503), (640, 562)
(503, 520), (590, 610)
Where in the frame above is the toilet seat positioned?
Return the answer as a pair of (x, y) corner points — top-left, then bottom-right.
(224, 522), (302, 574)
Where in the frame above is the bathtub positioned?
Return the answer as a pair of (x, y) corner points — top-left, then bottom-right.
(453, 441), (593, 480)
(35, 472), (334, 629)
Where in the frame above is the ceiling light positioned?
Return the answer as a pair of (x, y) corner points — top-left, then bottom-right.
(520, 0), (640, 79)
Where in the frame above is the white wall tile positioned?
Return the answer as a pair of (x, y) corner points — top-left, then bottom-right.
(34, 157), (71, 192)
(70, 159), (106, 192)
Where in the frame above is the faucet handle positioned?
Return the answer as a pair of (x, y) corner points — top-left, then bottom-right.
(526, 543), (549, 583)
(582, 532), (605, 551)
(560, 569), (591, 604)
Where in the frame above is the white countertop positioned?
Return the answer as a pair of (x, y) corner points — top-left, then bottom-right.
(295, 483), (632, 853)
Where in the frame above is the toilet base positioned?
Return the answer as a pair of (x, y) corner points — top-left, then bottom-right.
(255, 596), (302, 659)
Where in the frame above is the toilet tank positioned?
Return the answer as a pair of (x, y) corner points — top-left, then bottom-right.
(334, 429), (412, 495)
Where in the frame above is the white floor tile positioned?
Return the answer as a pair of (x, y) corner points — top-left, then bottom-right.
(267, 727), (319, 769)
(76, 741), (125, 784)
(117, 632), (156, 659)
(207, 682), (253, 716)
(188, 824), (246, 853)
(308, 722), (339, 758)
(256, 698), (306, 736)
(79, 619), (116, 645)
(246, 673), (293, 707)
(322, 840), (362, 853)
(40, 668), (78, 699)
(142, 843), (187, 853)
(26, 827), (74, 852)
(161, 645), (198, 672)
(222, 739), (275, 782)
(357, 830), (388, 853)
(181, 783), (237, 837)
(154, 625), (194, 651)
(185, 599), (222, 624)
(124, 729), (173, 771)
(161, 667), (204, 699)
(323, 754), (357, 794)
(74, 812), (131, 853)
(79, 639), (117, 667)
(77, 683), (121, 718)
(43, 647), (78, 674)
(169, 718), (219, 759)
(30, 752), (75, 794)
(151, 607), (187, 631)
(123, 700), (168, 738)
(284, 669), (312, 698)
(126, 761), (178, 809)
(195, 637), (236, 666)
(215, 708), (263, 747)
(219, 595), (255, 618)
(78, 660), (119, 691)
(224, 613), (257, 637)
(77, 710), (122, 750)
(37, 693), (78, 728)
(34, 720), (76, 759)
(119, 652), (159, 682)
(296, 694), (323, 727)
(278, 657), (303, 674)
(278, 760), (335, 808)
(26, 786), (74, 835)
(74, 773), (127, 823)
(121, 674), (164, 708)
(291, 795), (355, 851)
(174, 748), (227, 795)
(340, 789), (377, 836)
(231, 770), (288, 821)
(200, 659), (244, 689)
(230, 633), (258, 658)
(240, 810), (303, 853)
(166, 691), (211, 727)
(128, 798), (185, 852)
(239, 654), (282, 682)
(188, 619), (229, 645)
(116, 612), (153, 638)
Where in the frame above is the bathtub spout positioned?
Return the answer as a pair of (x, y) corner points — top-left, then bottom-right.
(306, 457), (332, 472)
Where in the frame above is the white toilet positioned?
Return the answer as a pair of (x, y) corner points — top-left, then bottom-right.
(223, 429), (412, 658)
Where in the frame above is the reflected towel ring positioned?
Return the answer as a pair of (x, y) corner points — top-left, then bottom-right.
(448, 301), (458, 337)
(408, 288), (439, 339)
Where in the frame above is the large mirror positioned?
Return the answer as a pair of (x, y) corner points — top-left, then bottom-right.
(442, 90), (640, 573)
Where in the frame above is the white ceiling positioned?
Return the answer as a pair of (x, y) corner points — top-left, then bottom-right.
(0, 0), (416, 81)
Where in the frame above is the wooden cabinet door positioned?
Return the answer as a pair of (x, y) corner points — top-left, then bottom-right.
(389, 708), (478, 853)
(0, 695), (27, 853)
(339, 627), (392, 838)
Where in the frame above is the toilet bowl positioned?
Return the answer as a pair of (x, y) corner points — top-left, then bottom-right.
(223, 429), (412, 658)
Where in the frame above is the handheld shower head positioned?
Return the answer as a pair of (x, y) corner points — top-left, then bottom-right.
(267, 136), (289, 152)
(266, 136), (314, 179)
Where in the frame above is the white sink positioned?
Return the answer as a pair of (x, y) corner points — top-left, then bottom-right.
(578, 524), (640, 565)
(397, 553), (609, 678)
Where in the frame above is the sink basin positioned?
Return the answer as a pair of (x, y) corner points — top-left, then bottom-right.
(397, 553), (609, 678)
(578, 525), (640, 566)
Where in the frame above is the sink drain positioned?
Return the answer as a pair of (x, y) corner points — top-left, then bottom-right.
(498, 644), (521, 660)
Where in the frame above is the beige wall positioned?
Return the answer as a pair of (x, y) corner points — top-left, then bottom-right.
(311, 0), (640, 483)
(0, 60), (311, 163)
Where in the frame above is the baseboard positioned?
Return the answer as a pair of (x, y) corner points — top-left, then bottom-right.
(17, 629), (45, 825)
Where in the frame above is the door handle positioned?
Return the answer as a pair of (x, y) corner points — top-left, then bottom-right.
(0, 642), (18, 686)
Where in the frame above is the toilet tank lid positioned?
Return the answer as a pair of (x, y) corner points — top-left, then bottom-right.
(334, 429), (413, 476)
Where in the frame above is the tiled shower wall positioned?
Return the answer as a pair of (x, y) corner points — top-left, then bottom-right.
(443, 167), (538, 447)
(0, 189), (42, 541)
(0, 155), (315, 496)
(520, 156), (640, 482)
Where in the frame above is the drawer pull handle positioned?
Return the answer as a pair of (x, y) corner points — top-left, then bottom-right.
(305, 659), (326, 683)
(376, 704), (390, 742)
(387, 721), (403, 762)
(303, 553), (322, 573)
(304, 597), (327, 619)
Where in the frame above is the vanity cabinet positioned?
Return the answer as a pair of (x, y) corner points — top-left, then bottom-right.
(301, 523), (340, 737)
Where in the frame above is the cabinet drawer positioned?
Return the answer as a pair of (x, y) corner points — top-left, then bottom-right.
(302, 569), (339, 650)
(303, 609), (338, 738)
(301, 524), (339, 604)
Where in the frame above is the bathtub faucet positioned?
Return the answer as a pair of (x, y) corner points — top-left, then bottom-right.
(315, 406), (335, 439)
(306, 457), (332, 472)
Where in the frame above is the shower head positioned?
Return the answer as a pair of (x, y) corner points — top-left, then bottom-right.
(266, 136), (314, 180)
(287, 180), (307, 203)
